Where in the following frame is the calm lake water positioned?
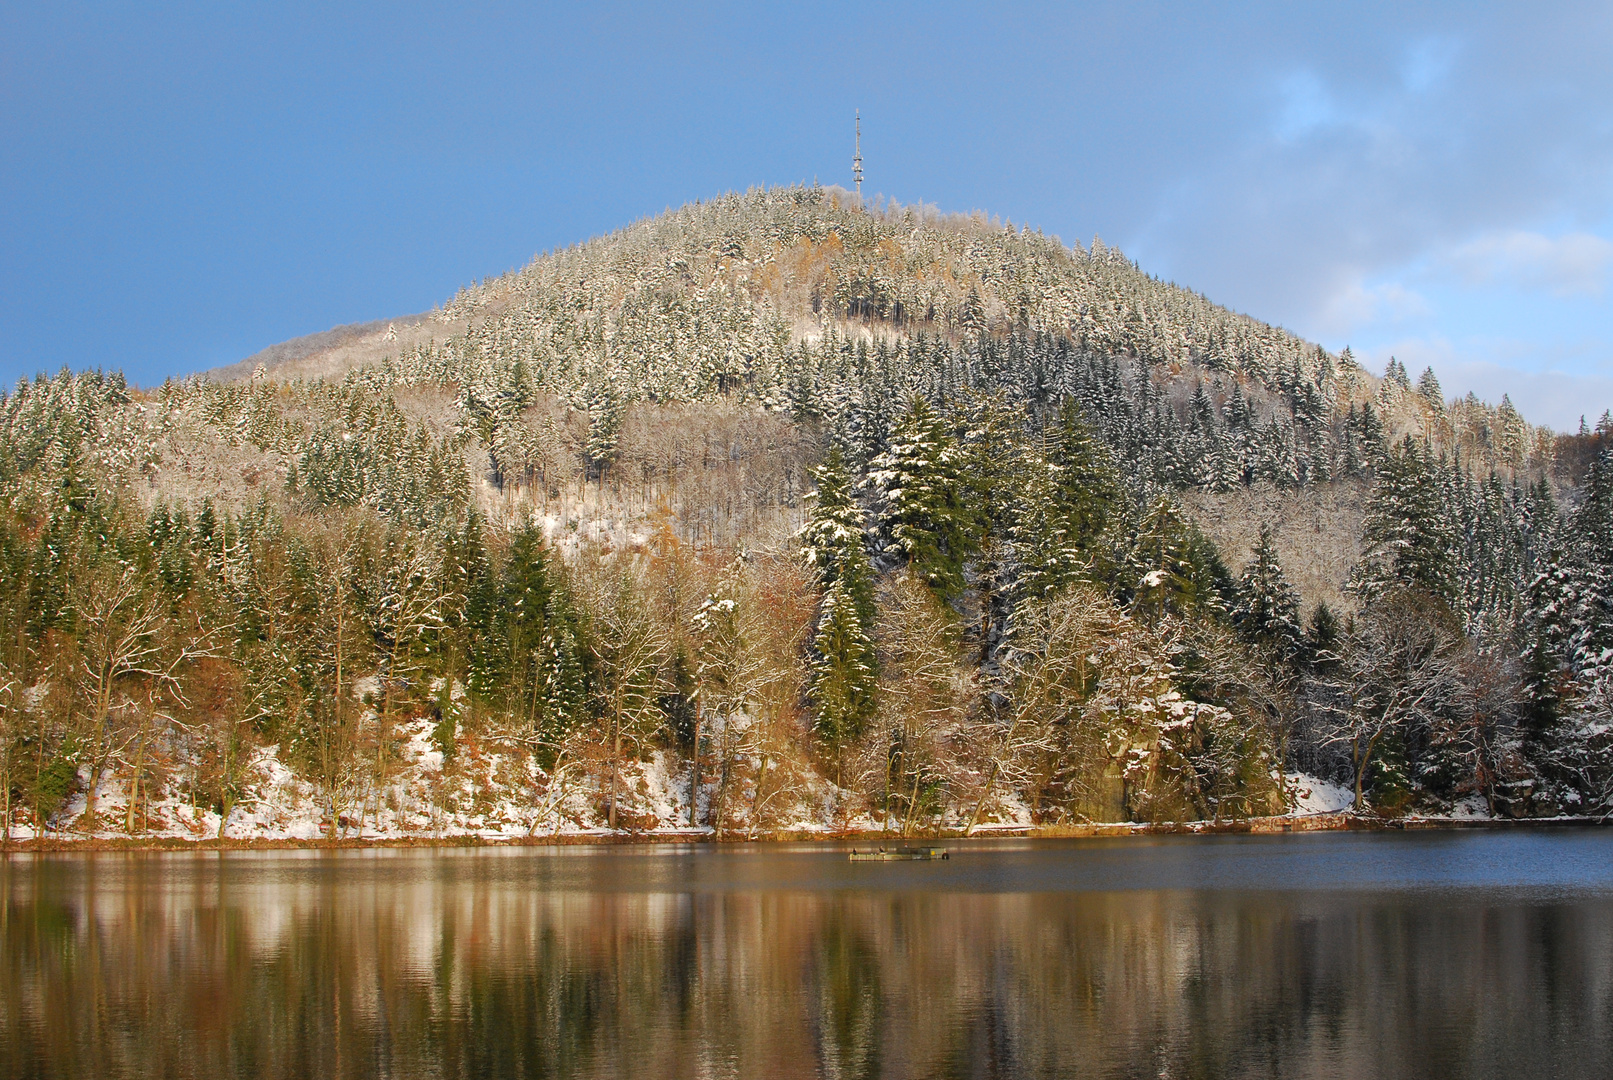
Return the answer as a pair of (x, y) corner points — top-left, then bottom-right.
(3, 830), (1612, 1079)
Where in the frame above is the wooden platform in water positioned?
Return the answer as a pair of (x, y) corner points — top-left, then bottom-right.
(849, 847), (949, 862)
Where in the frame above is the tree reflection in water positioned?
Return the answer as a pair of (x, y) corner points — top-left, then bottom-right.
(2, 841), (1612, 1079)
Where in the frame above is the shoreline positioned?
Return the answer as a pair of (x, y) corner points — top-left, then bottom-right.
(1, 813), (1604, 853)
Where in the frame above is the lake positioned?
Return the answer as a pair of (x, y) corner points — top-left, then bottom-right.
(3, 830), (1611, 1079)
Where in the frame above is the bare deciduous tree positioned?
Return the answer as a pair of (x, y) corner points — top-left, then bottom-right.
(582, 560), (671, 831)
(1317, 591), (1473, 814)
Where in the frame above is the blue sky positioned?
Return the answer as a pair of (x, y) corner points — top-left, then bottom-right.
(3, 2), (1610, 429)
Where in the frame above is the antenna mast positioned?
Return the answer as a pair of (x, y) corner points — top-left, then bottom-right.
(853, 111), (863, 199)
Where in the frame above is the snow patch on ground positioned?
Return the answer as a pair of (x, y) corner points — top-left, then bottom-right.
(1447, 796), (1493, 820)
(6, 747), (1545, 845)
(1288, 773), (1355, 815)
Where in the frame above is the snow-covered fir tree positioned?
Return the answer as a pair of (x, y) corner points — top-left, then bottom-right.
(867, 396), (978, 598)
(1350, 436), (1459, 606)
(808, 574), (878, 781)
(1232, 527), (1304, 661)
(798, 444), (869, 597)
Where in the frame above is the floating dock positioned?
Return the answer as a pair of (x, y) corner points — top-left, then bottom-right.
(849, 847), (949, 862)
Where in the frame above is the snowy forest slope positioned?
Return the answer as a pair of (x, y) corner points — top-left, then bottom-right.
(1, 186), (1610, 843)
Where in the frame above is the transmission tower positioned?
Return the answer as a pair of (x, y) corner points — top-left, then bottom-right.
(853, 111), (863, 199)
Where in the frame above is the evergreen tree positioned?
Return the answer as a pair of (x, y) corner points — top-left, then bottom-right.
(1125, 497), (1235, 621)
(1014, 399), (1121, 600)
(1013, 457), (1082, 602)
(959, 390), (1026, 659)
(469, 525), (588, 755)
(1232, 528), (1304, 661)
(584, 376), (624, 475)
(1044, 399), (1121, 556)
(868, 396), (978, 597)
(1350, 437), (1458, 606)
(798, 444), (872, 620)
(1416, 366), (1444, 413)
(1306, 602), (1342, 673)
(809, 574), (878, 780)
(1537, 451), (1613, 727)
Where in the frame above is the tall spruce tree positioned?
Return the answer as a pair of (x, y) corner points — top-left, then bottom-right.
(1350, 436), (1458, 606)
(1549, 450), (1613, 721)
(959, 390), (1026, 660)
(809, 574), (878, 782)
(868, 396), (977, 598)
(1014, 399), (1121, 600)
(469, 525), (587, 755)
(1233, 527), (1304, 661)
(799, 444), (873, 621)
(1126, 497), (1234, 621)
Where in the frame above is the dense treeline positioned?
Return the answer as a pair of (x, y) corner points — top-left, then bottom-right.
(1, 367), (1608, 837)
(1, 189), (1609, 838)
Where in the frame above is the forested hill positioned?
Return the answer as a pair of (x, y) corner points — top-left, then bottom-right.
(1, 185), (1610, 843)
(238, 185), (1554, 480)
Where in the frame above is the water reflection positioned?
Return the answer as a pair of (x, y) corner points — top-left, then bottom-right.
(3, 834), (1612, 1079)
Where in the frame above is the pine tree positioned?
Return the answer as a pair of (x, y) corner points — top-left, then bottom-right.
(469, 525), (587, 755)
(1306, 602), (1342, 672)
(584, 376), (624, 476)
(1552, 450), (1613, 723)
(1577, 447), (1613, 569)
(1232, 527), (1304, 661)
(1350, 436), (1458, 606)
(1126, 497), (1234, 621)
(1014, 399), (1121, 600)
(1013, 457), (1081, 602)
(1045, 399), (1121, 555)
(958, 390), (1026, 660)
(809, 574), (878, 781)
(1519, 557), (1575, 752)
(799, 445), (870, 609)
(689, 574), (758, 831)
(1416, 366), (1444, 413)
(868, 396), (978, 597)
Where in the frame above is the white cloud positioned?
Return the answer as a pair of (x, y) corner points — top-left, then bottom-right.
(1316, 277), (1428, 337)
(1401, 38), (1459, 94)
(1125, 6), (1613, 372)
(1272, 71), (1341, 142)
(1444, 230), (1613, 296)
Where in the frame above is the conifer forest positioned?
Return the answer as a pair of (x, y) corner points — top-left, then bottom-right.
(2, 186), (1610, 841)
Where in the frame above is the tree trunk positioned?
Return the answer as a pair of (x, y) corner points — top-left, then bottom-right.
(371, 670), (400, 839)
(1274, 722), (1290, 812)
(749, 754), (771, 839)
(1354, 729), (1385, 815)
(883, 744), (893, 835)
(125, 767), (139, 834)
(609, 712), (621, 831)
(713, 721), (732, 837)
(125, 732), (147, 835)
(901, 769), (922, 837)
(966, 760), (1001, 836)
(331, 598), (344, 839)
(81, 674), (113, 830)
(688, 699), (702, 827)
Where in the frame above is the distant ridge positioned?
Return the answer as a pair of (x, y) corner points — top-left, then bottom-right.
(206, 313), (433, 383)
